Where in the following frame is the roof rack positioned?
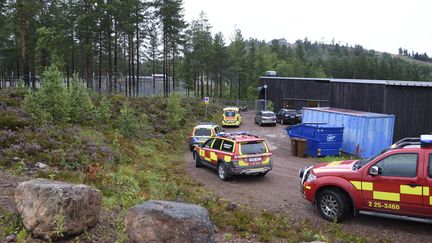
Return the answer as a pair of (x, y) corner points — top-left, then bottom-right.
(215, 131), (260, 140)
(392, 137), (420, 149)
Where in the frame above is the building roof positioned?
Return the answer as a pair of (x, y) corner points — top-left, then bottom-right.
(260, 76), (432, 87)
(304, 107), (394, 118)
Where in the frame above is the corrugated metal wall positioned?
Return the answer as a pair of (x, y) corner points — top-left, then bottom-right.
(330, 82), (385, 112)
(303, 108), (395, 158)
(261, 78), (330, 110)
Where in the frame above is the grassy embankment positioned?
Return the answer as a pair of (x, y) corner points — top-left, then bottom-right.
(0, 69), (371, 242)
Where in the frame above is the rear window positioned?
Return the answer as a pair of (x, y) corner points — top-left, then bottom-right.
(262, 112), (275, 117)
(287, 110), (297, 115)
(225, 111), (236, 117)
(240, 141), (267, 155)
(194, 128), (211, 136)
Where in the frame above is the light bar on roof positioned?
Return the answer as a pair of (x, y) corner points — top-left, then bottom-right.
(421, 134), (432, 144)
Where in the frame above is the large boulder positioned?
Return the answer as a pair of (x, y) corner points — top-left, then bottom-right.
(125, 200), (215, 243)
(14, 178), (101, 240)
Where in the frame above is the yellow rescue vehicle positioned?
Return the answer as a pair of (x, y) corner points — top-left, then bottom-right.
(222, 107), (241, 127)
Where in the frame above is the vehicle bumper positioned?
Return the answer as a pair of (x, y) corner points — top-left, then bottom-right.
(228, 163), (272, 175)
(299, 166), (315, 202)
(283, 118), (299, 124)
(222, 120), (241, 126)
(260, 119), (276, 124)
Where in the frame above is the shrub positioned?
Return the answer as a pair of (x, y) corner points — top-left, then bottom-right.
(22, 65), (70, 125)
(117, 102), (140, 138)
(166, 93), (186, 130)
(96, 96), (113, 125)
(68, 74), (94, 124)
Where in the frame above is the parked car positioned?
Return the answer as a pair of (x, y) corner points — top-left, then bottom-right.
(193, 132), (273, 181)
(189, 123), (222, 151)
(299, 135), (432, 222)
(255, 111), (276, 126)
(276, 109), (300, 125)
(222, 107), (241, 127)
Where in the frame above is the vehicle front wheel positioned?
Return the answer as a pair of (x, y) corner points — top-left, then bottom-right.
(194, 152), (202, 168)
(217, 162), (231, 181)
(316, 189), (350, 222)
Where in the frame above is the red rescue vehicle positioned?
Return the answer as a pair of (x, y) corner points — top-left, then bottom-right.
(299, 135), (432, 222)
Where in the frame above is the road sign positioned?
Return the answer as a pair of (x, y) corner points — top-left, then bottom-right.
(204, 97), (209, 104)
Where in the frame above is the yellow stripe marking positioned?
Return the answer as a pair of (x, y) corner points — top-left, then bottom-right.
(204, 157), (211, 162)
(326, 161), (342, 167)
(224, 155), (231, 163)
(210, 152), (217, 161)
(350, 181), (373, 191)
(239, 160), (248, 166)
(373, 191), (400, 202)
(423, 187), (430, 196)
(430, 196), (432, 205)
(400, 185), (422, 195)
(362, 182), (373, 191)
(350, 181), (362, 190)
(199, 150), (205, 157)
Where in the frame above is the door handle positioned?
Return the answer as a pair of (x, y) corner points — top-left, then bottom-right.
(406, 183), (421, 187)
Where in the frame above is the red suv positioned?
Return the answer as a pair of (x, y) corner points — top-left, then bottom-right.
(299, 135), (432, 222)
(193, 132), (272, 181)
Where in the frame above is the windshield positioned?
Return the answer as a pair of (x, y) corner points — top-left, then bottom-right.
(352, 147), (390, 170)
(262, 112), (275, 117)
(225, 111), (236, 117)
(194, 128), (212, 137)
(240, 141), (267, 155)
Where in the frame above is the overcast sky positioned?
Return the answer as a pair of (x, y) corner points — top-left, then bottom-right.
(183, 0), (432, 56)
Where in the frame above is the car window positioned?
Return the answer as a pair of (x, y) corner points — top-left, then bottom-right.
(221, 140), (234, 152)
(375, 153), (418, 177)
(215, 126), (221, 134)
(240, 141), (268, 155)
(203, 138), (215, 148)
(225, 111), (235, 117)
(279, 110), (285, 115)
(429, 154), (432, 178)
(211, 139), (223, 150)
(194, 128), (211, 136)
(262, 112), (275, 117)
(287, 110), (297, 115)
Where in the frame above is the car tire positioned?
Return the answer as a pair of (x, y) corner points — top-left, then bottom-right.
(316, 189), (350, 222)
(272, 123), (276, 127)
(194, 152), (202, 168)
(217, 162), (231, 181)
(189, 145), (194, 151)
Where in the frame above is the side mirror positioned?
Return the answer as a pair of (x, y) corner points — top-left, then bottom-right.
(369, 166), (380, 176)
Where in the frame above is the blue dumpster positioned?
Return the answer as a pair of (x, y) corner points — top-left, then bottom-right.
(286, 123), (344, 157)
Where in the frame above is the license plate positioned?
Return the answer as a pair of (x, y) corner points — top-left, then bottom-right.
(249, 157), (261, 162)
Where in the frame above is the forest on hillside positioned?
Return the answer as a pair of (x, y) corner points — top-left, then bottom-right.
(1, 0), (432, 100)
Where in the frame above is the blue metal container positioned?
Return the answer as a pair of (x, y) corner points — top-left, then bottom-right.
(302, 107), (395, 158)
(286, 124), (344, 157)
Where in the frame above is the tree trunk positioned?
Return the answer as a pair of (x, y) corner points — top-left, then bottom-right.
(114, 18), (118, 93)
(136, 21), (140, 97)
(131, 34), (135, 97)
(17, 0), (29, 87)
(98, 26), (102, 93)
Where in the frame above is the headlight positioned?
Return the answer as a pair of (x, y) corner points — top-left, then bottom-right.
(306, 172), (317, 183)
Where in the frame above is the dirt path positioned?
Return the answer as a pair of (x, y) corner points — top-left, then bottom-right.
(185, 111), (432, 243)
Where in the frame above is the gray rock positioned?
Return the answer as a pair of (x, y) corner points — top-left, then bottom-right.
(5, 234), (16, 242)
(125, 200), (215, 243)
(35, 162), (48, 170)
(15, 179), (101, 240)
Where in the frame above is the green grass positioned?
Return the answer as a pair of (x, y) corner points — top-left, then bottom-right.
(317, 155), (359, 163)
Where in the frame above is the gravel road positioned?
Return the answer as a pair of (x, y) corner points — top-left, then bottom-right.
(185, 111), (432, 243)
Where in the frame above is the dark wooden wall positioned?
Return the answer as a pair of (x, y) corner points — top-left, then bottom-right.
(260, 77), (432, 141)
